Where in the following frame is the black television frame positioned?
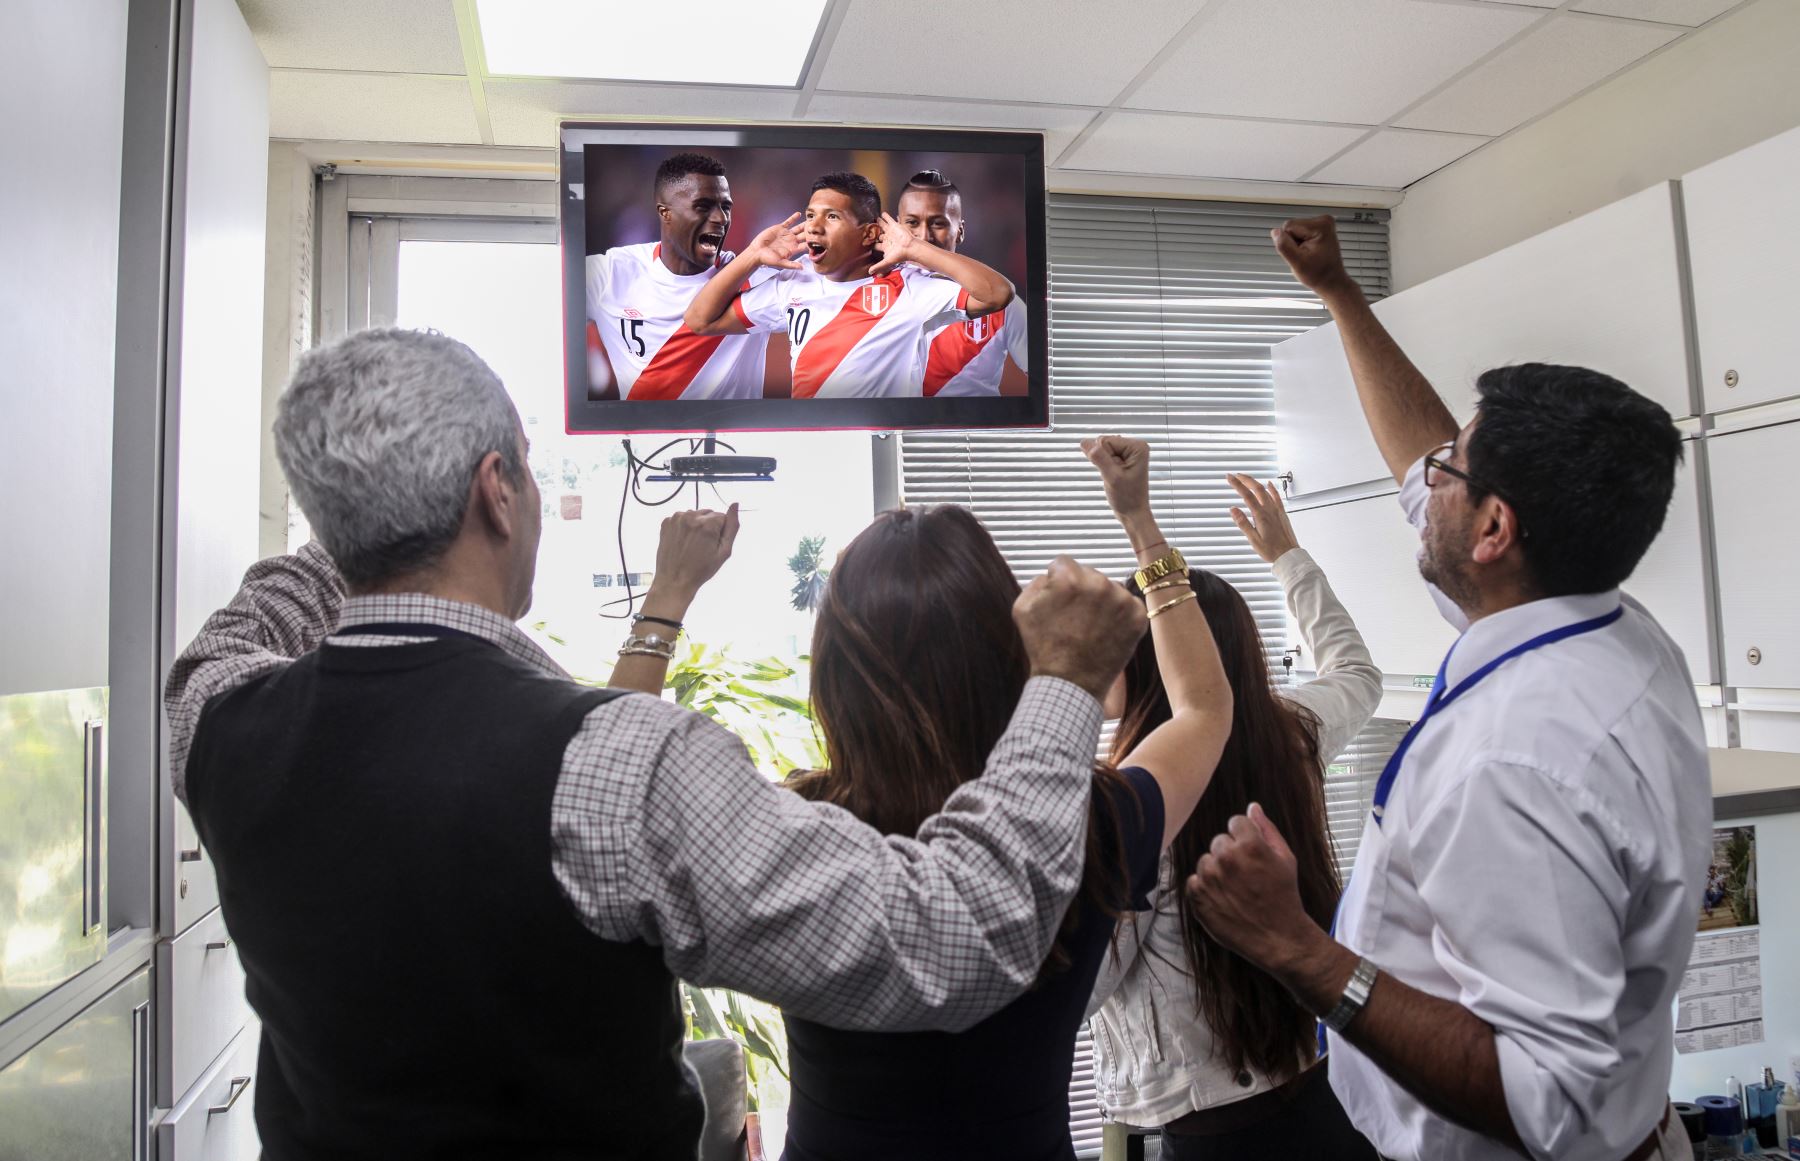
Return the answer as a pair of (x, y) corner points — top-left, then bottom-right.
(559, 121), (1049, 435)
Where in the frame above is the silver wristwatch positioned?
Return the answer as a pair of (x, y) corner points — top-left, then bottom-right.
(1324, 957), (1379, 1033)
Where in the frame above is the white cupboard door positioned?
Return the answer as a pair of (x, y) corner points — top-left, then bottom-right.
(1708, 419), (1800, 689)
(1624, 443), (1713, 685)
(1287, 494), (1457, 680)
(1683, 124), (1800, 415)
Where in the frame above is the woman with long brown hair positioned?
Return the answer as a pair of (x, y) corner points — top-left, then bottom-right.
(778, 437), (1233, 1161)
(1086, 474), (1383, 1159)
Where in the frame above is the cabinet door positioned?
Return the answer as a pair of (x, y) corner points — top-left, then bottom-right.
(158, 0), (268, 939)
(1709, 419), (1800, 689)
(0, 968), (149, 1161)
(156, 907), (250, 1107)
(0, 688), (110, 1024)
(1624, 444), (1713, 685)
(1287, 493), (1458, 680)
(1274, 182), (1693, 497)
(1683, 124), (1800, 414)
(157, 1025), (260, 1161)
(0, 0), (128, 699)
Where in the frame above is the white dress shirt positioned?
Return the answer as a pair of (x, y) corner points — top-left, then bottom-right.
(1086, 546), (1383, 1124)
(1326, 457), (1712, 1161)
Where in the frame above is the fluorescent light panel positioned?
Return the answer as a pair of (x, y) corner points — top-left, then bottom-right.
(476, 0), (831, 87)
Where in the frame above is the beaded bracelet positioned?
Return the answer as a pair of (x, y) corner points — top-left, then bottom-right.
(618, 632), (677, 660)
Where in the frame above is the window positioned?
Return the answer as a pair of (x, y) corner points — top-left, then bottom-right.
(898, 193), (1391, 1156)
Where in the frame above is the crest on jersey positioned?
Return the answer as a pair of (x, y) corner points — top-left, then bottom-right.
(963, 315), (993, 343)
(860, 283), (892, 315)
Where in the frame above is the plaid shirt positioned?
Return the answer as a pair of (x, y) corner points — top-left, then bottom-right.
(164, 543), (1104, 1032)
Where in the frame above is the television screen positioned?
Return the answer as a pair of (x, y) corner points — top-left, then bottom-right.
(560, 122), (1047, 434)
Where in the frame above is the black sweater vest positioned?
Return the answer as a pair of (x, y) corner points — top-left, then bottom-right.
(186, 635), (702, 1160)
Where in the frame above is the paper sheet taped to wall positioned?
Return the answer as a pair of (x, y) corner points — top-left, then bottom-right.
(1675, 927), (1764, 1054)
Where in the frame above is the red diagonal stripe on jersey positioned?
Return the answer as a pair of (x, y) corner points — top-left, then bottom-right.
(923, 310), (1004, 397)
(629, 324), (725, 401)
(791, 272), (907, 399)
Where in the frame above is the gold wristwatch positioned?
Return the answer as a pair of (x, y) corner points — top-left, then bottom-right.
(1133, 547), (1187, 592)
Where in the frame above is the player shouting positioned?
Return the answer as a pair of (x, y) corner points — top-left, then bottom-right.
(896, 168), (1030, 397)
(683, 172), (1014, 398)
(584, 152), (771, 401)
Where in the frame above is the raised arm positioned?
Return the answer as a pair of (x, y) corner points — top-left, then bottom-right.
(871, 213), (1014, 317)
(1272, 216), (1458, 485)
(1227, 472), (1381, 762)
(684, 214), (804, 336)
(163, 541), (346, 802)
(573, 556), (1150, 1032)
(607, 505), (739, 695)
(1082, 435), (1232, 847)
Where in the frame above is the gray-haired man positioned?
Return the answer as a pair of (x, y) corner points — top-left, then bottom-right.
(166, 328), (1146, 1160)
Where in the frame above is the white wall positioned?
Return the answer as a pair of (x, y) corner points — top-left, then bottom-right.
(1389, 0), (1800, 290)
(260, 143), (313, 560)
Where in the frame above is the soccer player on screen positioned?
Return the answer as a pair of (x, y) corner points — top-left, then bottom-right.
(584, 152), (771, 401)
(683, 172), (1015, 398)
(897, 169), (1030, 398)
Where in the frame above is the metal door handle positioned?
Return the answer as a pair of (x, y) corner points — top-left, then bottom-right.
(208, 1075), (252, 1115)
(205, 938), (231, 951)
(178, 848), (204, 862)
(82, 720), (105, 934)
(131, 1001), (151, 1161)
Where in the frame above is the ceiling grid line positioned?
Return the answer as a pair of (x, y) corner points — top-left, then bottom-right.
(450, 0), (494, 145)
(793, 0), (853, 119)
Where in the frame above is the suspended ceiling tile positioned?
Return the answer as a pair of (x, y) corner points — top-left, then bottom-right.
(1396, 13), (1681, 135)
(1453, 0), (1557, 6)
(1061, 112), (1368, 181)
(1307, 127), (1490, 187)
(803, 94), (1097, 159)
(485, 80), (804, 147)
(817, 0), (1212, 105)
(1571, 0), (1743, 25)
(1126, 0), (1539, 124)
(238, 0), (467, 75)
(270, 70), (482, 144)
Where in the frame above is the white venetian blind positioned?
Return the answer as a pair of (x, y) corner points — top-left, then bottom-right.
(900, 194), (1389, 1158)
(1322, 717), (1414, 870)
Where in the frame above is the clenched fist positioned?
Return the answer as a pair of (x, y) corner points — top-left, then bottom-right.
(1014, 556), (1147, 702)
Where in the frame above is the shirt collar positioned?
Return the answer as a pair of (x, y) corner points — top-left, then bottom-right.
(334, 594), (568, 679)
(1443, 588), (1623, 690)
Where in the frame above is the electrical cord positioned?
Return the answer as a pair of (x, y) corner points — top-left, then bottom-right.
(597, 435), (739, 619)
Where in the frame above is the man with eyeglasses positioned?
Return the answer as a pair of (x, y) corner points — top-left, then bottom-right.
(1181, 216), (1708, 1161)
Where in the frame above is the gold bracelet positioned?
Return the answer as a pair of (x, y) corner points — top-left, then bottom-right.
(1133, 547), (1187, 592)
(1147, 590), (1198, 620)
(619, 631), (677, 660)
(1142, 575), (1188, 596)
(618, 645), (676, 659)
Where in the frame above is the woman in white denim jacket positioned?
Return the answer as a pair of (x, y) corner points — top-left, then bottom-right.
(1088, 474), (1383, 1160)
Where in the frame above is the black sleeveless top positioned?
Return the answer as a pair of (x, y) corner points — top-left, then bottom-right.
(186, 633), (702, 1160)
(781, 766), (1164, 1161)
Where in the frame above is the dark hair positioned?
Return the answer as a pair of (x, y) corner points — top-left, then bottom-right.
(1465, 363), (1683, 597)
(901, 168), (962, 209)
(1112, 570), (1339, 1080)
(810, 171), (882, 226)
(788, 506), (1139, 979)
(654, 152), (726, 200)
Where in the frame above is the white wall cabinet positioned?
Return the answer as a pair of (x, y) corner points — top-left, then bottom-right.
(1683, 123), (1800, 415)
(1288, 493), (1457, 680)
(1273, 182), (1694, 498)
(1624, 444), (1713, 686)
(1708, 418), (1800, 690)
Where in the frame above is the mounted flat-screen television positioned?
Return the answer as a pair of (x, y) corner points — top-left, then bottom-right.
(560, 122), (1048, 434)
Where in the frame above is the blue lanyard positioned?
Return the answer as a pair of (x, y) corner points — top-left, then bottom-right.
(1368, 604), (1623, 827)
(1317, 603), (1623, 1058)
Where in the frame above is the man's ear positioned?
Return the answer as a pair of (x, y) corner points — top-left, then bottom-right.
(471, 451), (517, 541)
(955, 220), (966, 247)
(862, 220), (883, 247)
(655, 200), (671, 225)
(1469, 496), (1521, 565)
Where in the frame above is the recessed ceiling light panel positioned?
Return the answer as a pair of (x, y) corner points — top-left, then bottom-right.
(477, 0), (831, 87)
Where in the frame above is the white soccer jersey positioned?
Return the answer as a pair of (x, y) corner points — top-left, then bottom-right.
(584, 242), (770, 401)
(729, 259), (969, 398)
(922, 295), (1029, 397)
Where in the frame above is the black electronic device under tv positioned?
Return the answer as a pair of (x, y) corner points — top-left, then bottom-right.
(560, 121), (1048, 435)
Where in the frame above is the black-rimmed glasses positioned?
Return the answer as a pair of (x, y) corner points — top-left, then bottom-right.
(1423, 443), (1529, 538)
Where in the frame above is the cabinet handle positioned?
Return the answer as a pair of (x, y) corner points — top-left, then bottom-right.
(82, 720), (105, 935)
(131, 1001), (151, 1161)
(205, 938), (232, 951)
(208, 1075), (252, 1116)
(178, 848), (204, 862)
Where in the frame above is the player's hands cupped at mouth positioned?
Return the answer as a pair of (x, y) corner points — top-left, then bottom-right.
(747, 214), (807, 270)
(868, 212), (920, 276)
